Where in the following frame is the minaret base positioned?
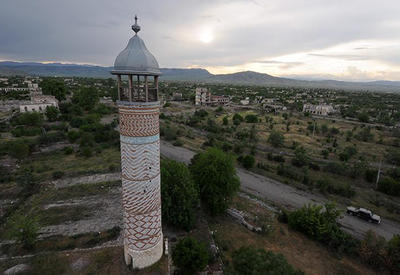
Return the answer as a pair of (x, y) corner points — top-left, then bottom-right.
(124, 235), (163, 269)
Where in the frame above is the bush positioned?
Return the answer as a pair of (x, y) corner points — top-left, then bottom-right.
(8, 214), (39, 249)
(172, 237), (209, 274)
(52, 171), (65, 180)
(63, 146), (74, 155)
(288, 203), (358, 254)
(240, 155), (255, 169)
(233, 113), (243, 122)
(173, 139), (184, 147)
(231, 246), (304, 275)
(45, 106), (60, 122)
(80, 147), (93, 158)
(291, 147), (309, 167)
(245, 114), (258, 123)
(268, 131), (284, 147)
(315, 179), (356, 198)
(8, 141), (30, 159)
(324, 162), (348, 176)
(378, 177), (400, 196)
(67, 130), (80, 143)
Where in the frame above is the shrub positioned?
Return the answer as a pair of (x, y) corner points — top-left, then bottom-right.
(324, 162), (348, 176)
(173, 139), (184, 147)
(378, 177), (400, 197)
(288, 203), (358, 254)
(52, 171), (65, 180)
(268, 131), (284, 147)
(233, 113), (243, 122)
(315, 179), (356, 198)
(231, 246), (304, 275)
(8, 141), (30, 159)
(63, 146), (74, 155)
(291, 147), (309, 167)
(80, 147), (93, 158)
(172, 237), (209, 274)
(67, 130), (80, 143)
(240, 155), (255, 169)
(245, 114), (258, 123)
(8, 214), (39, 249)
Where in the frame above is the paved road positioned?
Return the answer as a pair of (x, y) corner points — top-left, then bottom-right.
(160, 141), (400, 240)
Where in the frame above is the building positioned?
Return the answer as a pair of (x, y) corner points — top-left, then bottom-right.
(211, 95), (230, 105)
(111, 16), (163, 269)
(195, 87), (229, 106)
(303, 103), (335, 116)
(19, 95), (58, 113)
(195, 87), (211, 105)
(240, 97), (250, 105)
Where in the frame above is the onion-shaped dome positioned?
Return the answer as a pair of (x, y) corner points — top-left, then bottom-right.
(112, 16), (161, 75)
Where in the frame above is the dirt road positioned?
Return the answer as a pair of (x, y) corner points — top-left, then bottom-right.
(160, 141), (400, 240)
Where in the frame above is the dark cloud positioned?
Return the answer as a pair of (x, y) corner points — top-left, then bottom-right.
(0, 0), (399, 79)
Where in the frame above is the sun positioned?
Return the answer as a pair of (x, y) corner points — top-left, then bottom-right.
(199, 30), (214, 44)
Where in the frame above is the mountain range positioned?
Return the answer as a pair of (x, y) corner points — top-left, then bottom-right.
(1, 61), (400, 93)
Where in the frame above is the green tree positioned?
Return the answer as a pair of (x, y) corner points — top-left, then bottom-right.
(8, 214), (39, 249)
(245, 114), (258, 123)
(172, 237), (209, 274)
(190, 147), (240, 215)
(161, 159), (199, 231)
(16, 168), (38, 195)
(241, 155), (255, 169)
(291, 146), (309, 167)
(45, 106), (60, 122)
(231, 246), (304, 275)
(9, 141), (30, 160)
(223, 116), (229, 125)
(72, 86), (99, 111)
(233, 113), (243, 122)
(357, 112), (370, 123)
(388, 234), (400, 273)
(41, 78), (66, 101)
(268, 130), (284, 147)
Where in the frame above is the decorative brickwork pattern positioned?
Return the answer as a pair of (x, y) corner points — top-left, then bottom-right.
(118, 101), (162, 269)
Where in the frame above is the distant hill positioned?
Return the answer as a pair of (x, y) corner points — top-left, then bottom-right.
(1, 61), (400, 92)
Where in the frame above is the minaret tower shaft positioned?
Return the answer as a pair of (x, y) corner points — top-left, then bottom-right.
(111, 15), (163, 269)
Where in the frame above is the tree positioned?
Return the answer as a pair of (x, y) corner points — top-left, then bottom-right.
(357, 112), (370, 123)
(172, 237), (209, 274)
(245, 114), (258, 123)
(388, 234), (400, 273)
(291, 146), (309, 167)
(241, 155), (255, 169)
(233, 113), (243, 122)
(231, 246), (304, 275)
(223, 116), (229, 126)
(72, 86), (99, 111)
(268, 130), (284, 147)
(161, 159), (199, 231)
(190, 147), (240, 215)
(16, 168), (38, 195)
(8, 214), (39, 249)
(45, 106), (60, 122)
(9, 141), (30, 160)
(41, 78), (66, 101)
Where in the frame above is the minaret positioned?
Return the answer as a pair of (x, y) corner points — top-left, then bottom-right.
(111, 16), (163, 269)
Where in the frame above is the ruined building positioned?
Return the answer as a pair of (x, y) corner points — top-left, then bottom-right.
(111, 16), (163, 269)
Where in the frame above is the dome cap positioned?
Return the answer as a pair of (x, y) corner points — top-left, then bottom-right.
(112, 16), (161, 75)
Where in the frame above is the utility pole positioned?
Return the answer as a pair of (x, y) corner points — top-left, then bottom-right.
(312, 119), (316, 137)
(376, 158), (382, 189)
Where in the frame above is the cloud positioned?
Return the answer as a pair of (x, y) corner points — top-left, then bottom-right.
(0, 0), (400, 80)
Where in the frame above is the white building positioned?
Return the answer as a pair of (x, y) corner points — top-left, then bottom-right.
(303, 103), (335, 116)
(19, 95), (58, 113)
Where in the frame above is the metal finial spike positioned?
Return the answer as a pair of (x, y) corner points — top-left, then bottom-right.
(132, 14), (141, 34)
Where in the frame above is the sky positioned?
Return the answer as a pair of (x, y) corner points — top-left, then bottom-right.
(1, 0), (400, 81)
